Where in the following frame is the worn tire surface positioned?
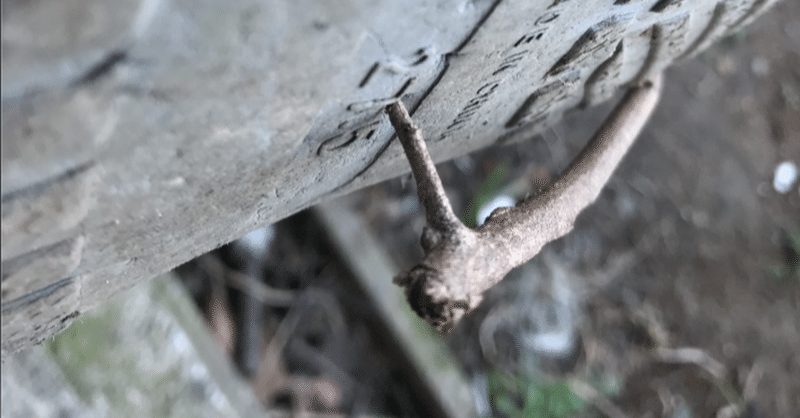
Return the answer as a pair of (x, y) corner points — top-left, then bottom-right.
(1, 0), (780, 356)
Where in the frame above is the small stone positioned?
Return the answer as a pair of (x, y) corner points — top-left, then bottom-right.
(773, 161), (798, 194)
(691, 211), (710, 229)
(750, 56), (770, 77)
(716, 56), (736, 75)
(680, 205), (693, 221)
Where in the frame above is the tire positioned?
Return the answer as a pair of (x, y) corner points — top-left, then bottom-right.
(0, 0), (781, 356)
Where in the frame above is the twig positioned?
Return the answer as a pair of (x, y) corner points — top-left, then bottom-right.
(652, 347), (744, 413)
(207, 281), (236, 356)
(567, 378), (631, 418)
(385, 103), (462, 233)
(386, 76), (663, 332)
(197, 254), (297, 307)
(742, 360), (763, 401)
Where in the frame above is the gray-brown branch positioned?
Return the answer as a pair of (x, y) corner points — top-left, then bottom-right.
(385, 75), (663, 333)
(386, 103), (462, 233)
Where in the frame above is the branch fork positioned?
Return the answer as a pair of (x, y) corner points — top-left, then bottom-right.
(385, 76), (663, 333)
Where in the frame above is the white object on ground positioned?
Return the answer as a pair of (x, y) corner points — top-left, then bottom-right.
(469, 373), (491, 417)
(773, 161), (798, 194)
(527, 328), (577, 359)
(476, 195), (516, 227)
(234, 225), (276, 258)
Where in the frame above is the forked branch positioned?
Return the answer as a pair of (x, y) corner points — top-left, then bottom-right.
(386, 75), (663, 333)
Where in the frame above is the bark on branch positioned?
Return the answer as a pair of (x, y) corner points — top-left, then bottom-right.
(386, 75), (663, 333)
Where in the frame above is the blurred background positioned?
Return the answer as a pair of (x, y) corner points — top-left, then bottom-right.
(2, 1), (798, 417)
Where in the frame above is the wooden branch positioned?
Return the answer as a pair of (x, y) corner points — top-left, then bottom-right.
(386, 103), (462, 233)
(387, 75), (663, 333)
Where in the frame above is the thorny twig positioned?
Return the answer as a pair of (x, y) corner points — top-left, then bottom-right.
(385, 75), (663, 333)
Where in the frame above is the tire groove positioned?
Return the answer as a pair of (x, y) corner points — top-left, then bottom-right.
(580, 40), (625, 108)
(633, 25), (661, 84)
(678, 2), (726, 60)
(729, 0), (774, 31)
(1, 277), (74, 315)
(331, 0), (505, 193)
(0, 161), (95, 204)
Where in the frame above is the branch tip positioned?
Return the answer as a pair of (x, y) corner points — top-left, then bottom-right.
(385, 102), (461, 232)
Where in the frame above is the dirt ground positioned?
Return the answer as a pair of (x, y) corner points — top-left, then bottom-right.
(349, 1), (799, 416)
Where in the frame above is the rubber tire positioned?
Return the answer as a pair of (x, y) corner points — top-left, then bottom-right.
(0, 0), (781, 356)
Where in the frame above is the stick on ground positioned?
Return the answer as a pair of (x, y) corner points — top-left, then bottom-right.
(385, 75), (663, 333)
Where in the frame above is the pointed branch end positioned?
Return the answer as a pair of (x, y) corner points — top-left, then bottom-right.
(385, 100), (414, 134)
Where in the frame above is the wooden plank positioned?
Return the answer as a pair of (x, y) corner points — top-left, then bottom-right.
(313, 199), (476, 418)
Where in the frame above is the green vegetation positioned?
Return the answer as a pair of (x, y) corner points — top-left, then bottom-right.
(462, 162), (510, 228)
(771, 227), (800, 282)
(486, 370), (583, 418)
(42, 310), (122, 403)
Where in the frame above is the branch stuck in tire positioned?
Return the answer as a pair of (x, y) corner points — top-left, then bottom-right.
(386, 75), (663, 333)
